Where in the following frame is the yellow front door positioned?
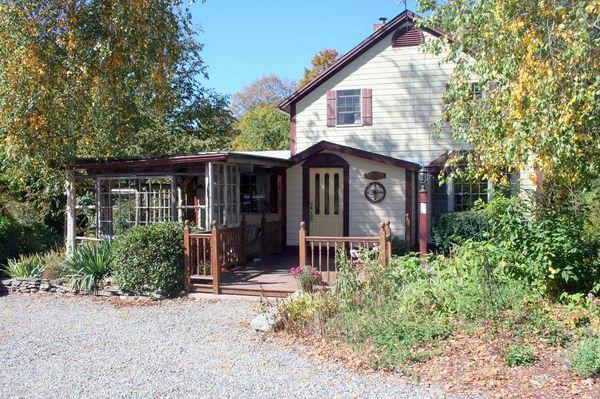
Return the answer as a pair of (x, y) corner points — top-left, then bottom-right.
(309, 167), (343, 236)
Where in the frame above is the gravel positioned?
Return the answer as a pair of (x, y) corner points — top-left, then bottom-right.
(0, 294), (467, 399)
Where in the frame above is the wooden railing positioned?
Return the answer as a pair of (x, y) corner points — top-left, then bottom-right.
(261, 216), (283, 257)
(183, 219), (246, 294)
(299, 221), (392, 285)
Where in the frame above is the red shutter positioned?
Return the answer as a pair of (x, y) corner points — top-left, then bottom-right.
(362, 88), (372, 125)
(326, 91), (336, 127)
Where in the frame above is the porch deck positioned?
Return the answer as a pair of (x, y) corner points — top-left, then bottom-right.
(189, 249), (339, 297)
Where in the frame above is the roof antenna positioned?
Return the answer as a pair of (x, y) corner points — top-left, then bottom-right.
(400, 0), (408, 11)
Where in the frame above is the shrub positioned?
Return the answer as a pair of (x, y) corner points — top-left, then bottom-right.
(484, 196), (598, 294)
(40, 249), (66, 279)
(503, 345), (537, 367)
(0, 213), (22, 265)
(390, 235), (407, 256)
(571, 337), (600, 378)
(111, 222), (184, 295)
(290, 265), (322, 292)
(64, 242), (112, 293)
(4, 254), (44, 278)
(431, 208), (490, 253)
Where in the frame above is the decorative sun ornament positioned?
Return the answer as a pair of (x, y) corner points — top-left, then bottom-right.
(364, 182), (386, 204)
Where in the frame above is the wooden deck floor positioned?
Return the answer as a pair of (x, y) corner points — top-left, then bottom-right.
(219, 251), (299, 295)
(190, 248), (339, 297)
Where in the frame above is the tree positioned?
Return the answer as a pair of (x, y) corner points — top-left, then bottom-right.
(418, 0), (599, 191)
(298, 49), (340, 88)
(230, 74), (295, 118)
(0, 0), (232, 212)
(232, 106), (289, 151)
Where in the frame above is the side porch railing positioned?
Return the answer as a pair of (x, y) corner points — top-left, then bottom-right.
(299, 221), (392, 285)
(183, 220), (246, 294)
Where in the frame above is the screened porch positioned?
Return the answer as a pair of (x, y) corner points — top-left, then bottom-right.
(66, 152), (290, 260)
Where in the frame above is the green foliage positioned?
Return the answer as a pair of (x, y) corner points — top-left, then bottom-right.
(0, 0), (234, 216)
(4, 254), (43, 278)
(0, 207), (57, 266)
(232, 105), (290, 151)
(40, 248), (66, 279)
(390, 235), (407, 256)
(64, 242), (112, 293)
(419, 0), (599, 191)
(483, 197), (598, 294)
(111, 222), (184, 295)
(0, 213), (21, 265)
(570, 337), (600, 377)
(431, 208), (490, 253)
(503, 345), (537, 367)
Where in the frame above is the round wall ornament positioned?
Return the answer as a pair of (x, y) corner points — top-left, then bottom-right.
(364, 182), (386, 204)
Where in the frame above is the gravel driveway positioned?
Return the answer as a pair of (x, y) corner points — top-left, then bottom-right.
(0, 294), (462, 399)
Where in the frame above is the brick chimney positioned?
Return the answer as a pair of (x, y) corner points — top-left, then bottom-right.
(373, 17), (387, 32)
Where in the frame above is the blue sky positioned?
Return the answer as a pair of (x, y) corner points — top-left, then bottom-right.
(190, 0), (418, 96)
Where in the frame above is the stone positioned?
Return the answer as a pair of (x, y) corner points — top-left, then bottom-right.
(39, 283), (51, 291)
(2, 279), (12, 287)
(97, 290), (114, 297)
(251, 307), (279, 332)
(150, 292), (167, 301)
(50, 288), (57, 293)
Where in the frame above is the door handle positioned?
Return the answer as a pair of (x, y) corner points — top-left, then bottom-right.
(310, 202), (314, 221)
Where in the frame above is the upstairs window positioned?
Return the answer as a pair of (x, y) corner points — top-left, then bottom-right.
(336, 89), (361, 125)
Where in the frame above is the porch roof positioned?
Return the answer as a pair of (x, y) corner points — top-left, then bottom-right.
(290, 141), (420, 171)
(72, 150), (291, 173)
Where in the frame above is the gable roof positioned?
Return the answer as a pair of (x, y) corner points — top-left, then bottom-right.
(278, 10), (446, 113)
(290, 141), (420, 171)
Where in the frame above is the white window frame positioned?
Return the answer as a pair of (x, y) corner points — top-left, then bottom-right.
(335, 89), (363, 127)
(208, 162), (240, 228)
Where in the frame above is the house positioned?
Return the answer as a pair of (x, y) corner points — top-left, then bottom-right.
(65, 10), (533, 296)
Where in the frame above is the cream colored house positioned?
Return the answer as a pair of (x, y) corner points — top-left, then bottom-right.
(279, 10), (470, 249)
(66, 10), (533, 295)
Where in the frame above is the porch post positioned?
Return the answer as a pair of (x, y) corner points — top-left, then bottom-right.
(183, 221), (191, 292)
(418, 171), (429, 260)
(210, 220), (220, 294)
(65, 169), (77, 256)
(378, 222), (387, 266)
(299, 221), (307, 267)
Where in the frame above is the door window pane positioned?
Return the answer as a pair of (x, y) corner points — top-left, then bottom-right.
(314, 173), (320, 215)
(334, 173), (340, 215)
(324, 173), (330, 215)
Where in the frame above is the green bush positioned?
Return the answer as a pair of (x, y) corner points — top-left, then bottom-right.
(111, 222), (184, 295)
(0, 213), (22, 265)
(571, 337), (600, 378)
(40, 248), (66, 279)
(484, 197), (599, 294)
(503, 345), (537, 367)
(64, 242), (112, 293)
(431, 208), (490, 253)
(0, 210), (57, 268)
(4, 254), (44, 278)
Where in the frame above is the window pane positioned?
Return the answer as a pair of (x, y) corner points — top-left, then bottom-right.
(314, 173), (320, 215)
(336, 89), (361, 125)
(334, 173), (340, 215)
(324, 173), (330, 215)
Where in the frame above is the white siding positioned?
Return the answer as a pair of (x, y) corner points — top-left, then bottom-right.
(294, 25), (462, 166)
(286, 151), (406, 245)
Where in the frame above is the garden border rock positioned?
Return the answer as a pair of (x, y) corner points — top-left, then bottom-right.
(1, 277), (169, 301)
